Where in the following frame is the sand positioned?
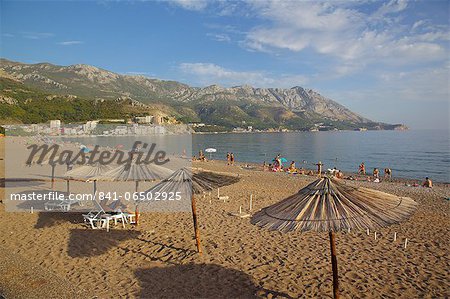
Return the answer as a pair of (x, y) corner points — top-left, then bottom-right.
(0, 140), (449, 298)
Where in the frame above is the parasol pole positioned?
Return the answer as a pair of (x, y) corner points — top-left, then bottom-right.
(51, 163), (56, 190)
(66, 163), (70, 194)
(135, 181), (140, 226)
(329, 231), (340, 299)
(191, 194), (202, 254)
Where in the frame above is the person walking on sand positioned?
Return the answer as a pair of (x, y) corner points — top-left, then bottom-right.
(422, 177), (433, 188)
(358, 162), (366, 175)
(226, 152), (230, 165)
(230, 153), (235, 166)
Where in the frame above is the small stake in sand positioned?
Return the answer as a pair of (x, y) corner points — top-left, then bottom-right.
(347, 227), (350, 234)
(217, 188), (220, 198)
(249, 194), (253, 211)
(394, 232), (397, 241)
(367, 228), (370, 236)
(404, 238), (408, 249)
(374, 232), (377, 240)
(30, 206), (33, 214)
(239, 206), (242, 214)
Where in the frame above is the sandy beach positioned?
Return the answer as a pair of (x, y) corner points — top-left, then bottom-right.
(0, 141), (449, 298)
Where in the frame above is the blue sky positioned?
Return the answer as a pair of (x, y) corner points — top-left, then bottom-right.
(1, 0), (449, 129)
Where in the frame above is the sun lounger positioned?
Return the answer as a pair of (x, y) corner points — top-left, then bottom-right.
(44, 199), (81, 211)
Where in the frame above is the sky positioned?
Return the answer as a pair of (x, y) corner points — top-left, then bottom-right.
(1, 0), (449, 129)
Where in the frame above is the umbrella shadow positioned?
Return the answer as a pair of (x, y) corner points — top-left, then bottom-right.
(1, 178), (45, 188)
(122, 236), (198, 264)
(35, 212), (84, 229)
(135, 263), (260, 298)
(68, 228), (141, 258)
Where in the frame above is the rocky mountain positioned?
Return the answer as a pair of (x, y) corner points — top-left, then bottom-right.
(0, 58), (401, 130)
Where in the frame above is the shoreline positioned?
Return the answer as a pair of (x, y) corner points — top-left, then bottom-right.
(200, 158), (450, 185)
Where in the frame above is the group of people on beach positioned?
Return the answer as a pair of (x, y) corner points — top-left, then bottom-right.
(357, 162), (392, 183)
(192, 150), (207, 162)
(226, 152), (235, 166)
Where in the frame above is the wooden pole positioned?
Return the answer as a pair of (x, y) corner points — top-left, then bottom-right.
(191, 195), (202, 254)
(135, 205), (139, 226)
(51, 163), (55, 190)
(329, 231), (340, 299)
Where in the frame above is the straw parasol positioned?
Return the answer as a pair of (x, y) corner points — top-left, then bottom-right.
(251, 176), (417, 299)
(141, 167), (240, 254)
(64, 163), (113, 195)
(91, 161), (174, 224)
(92, 162), (173, 192)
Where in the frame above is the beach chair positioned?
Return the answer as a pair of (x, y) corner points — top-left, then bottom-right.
(45, 199), (82, 211)
(82, 198), (105, 229)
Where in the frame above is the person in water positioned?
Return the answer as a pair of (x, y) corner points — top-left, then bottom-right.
(422, 177), (433, 188)
(230, 153), (235, 165)
(226, 152), (230, 165)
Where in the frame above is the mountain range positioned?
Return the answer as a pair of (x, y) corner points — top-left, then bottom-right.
(0, 58), (405, 131)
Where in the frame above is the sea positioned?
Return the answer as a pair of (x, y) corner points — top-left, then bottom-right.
(61, 129), (450, 183)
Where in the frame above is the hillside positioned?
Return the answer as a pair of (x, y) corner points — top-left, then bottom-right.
(0, 59), (404, 131)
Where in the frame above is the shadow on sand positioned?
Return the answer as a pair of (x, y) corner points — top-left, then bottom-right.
(1, 178), (45, 188)
(68, 228), (141, 258)
(34, 212), (84, 229)
(135, 263), (260, 298)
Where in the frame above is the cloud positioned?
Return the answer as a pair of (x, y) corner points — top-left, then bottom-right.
(372, 0), (408, 18)
(57, 40), (84, 46)
(21, 32), (54, 39)
(179, 62), (308, 87)
(206, 33), (231, 42)
(168, 0), (207, 11)
(2, 33), (14, 38)
(240, 1), (448, 76)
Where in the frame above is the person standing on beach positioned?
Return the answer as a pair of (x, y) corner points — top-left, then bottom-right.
(226, 152), (230, 165)
(230, 153), (235, 165)
(316, 161), (323, 177)
(358, 162), (366, 175)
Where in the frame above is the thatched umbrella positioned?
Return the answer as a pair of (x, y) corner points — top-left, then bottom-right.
(251, 177), (417, 299)
(64, 163), (113, 195)
(91, 162), (174, 224)
(141, 167), (240, 254)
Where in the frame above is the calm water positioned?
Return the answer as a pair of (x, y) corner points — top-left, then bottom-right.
(63, 130), (449, 182)
(193, 130), (449, 183)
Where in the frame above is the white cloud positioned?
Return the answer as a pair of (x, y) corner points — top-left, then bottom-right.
(179, 62), (308, 87)
(241, 1), (448, 76)
(372, 0), (408, 18)
(168, 0), (207, 11)
(206, 33), (231, 42)
(2, 33), (14, 38)
(57, 40), (84, 46)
